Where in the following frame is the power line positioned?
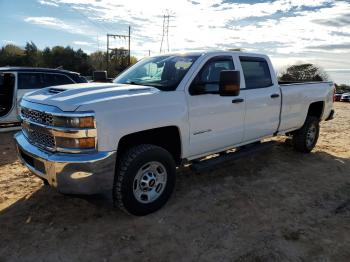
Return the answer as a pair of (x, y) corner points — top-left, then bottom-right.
(106, 26), (131, 71)
(64, 5), (113, 52)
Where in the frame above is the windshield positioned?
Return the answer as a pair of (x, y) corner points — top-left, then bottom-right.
(114, 55), (199, 91)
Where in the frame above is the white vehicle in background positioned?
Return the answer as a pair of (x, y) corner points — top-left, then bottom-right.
(15, 51), (335, 215)
(0, 67), (87, 132)
(340, 92), (350, 102)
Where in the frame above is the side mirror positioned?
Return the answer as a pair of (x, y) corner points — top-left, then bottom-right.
(219, 70), (240, 96)
(93, 71), (108, 82)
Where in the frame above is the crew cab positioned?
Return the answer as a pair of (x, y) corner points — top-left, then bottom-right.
(0, 67), (87, 131)
(14, 51), (335, 215)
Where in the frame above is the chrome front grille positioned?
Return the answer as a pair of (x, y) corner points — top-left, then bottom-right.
(22, 121), (55, 150)
(19, 100), (96, 153)
(21, 107), (54, 126)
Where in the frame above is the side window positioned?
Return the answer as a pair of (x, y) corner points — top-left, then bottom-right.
(190, 56), (234, 95)
(18, 73), (44, 89)
(239, 57), (273, 89)
(42, 74), (74, 87)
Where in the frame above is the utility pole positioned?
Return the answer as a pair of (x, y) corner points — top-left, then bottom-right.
(106, 26), (131, 72)
(128, 25), (131, 65)
(160, 11), (174, 53)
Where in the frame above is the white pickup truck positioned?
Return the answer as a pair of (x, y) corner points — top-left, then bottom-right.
(15, 51), (335, 215)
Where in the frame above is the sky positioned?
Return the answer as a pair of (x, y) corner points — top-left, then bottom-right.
(1, 0), (350, 84)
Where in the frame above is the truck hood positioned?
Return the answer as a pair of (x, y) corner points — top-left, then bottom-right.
(23, 82), (160, 111)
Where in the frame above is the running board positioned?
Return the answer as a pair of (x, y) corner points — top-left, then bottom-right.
(191, 141), (277, 172)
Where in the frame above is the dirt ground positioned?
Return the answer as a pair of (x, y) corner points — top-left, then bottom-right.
(0, 103), (349, 262)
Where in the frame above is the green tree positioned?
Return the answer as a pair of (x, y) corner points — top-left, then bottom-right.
(0, 44), (25, 66)
(335, 84), (350, 93)
(88, 51), (106, 71)
(278, 63), (329, 82)
(0, 42), (137, 77)
(24, 41), (41, 67)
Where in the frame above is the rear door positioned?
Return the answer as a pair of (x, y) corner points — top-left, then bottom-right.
(187, 55), (246, 157)
(239, 56), (281, 141)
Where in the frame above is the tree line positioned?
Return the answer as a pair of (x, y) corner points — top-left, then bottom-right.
(0, 42), (137, 77)
(1, 42), (349, 92)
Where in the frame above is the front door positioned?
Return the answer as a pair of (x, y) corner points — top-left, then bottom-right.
(187, 55), (246, 157)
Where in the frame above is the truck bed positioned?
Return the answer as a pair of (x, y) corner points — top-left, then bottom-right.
(278, 81), (334, 133)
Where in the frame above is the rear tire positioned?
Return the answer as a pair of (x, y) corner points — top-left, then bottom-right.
(113, 144), (176, 216)
(291, 116), (320, 153)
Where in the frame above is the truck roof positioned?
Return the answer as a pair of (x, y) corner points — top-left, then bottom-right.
(156, 50), (266, 57)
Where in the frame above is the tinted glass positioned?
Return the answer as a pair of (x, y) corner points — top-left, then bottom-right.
(114, 55), (199, 91)
(240, 57), (273, 89)
(42, 74), (74, 86)
(18, 73), (44, 89)
(191, 57), (234, 94)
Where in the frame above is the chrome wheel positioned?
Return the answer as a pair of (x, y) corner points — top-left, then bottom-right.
(133, 161), (167, 204)
(306, 123), (317, 148)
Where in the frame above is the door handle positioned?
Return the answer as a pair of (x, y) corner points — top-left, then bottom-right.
(270, 93), (280, 98)
(232, 98), (244, 103)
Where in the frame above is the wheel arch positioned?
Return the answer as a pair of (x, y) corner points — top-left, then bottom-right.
(307, 101), (324, 120)
(117, 126), (182, 165)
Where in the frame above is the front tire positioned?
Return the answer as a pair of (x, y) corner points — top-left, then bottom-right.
(292, 116), (320, 153)
(114, 144), (176, 216)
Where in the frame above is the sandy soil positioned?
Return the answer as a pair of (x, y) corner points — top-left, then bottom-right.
(0, 103), (349, 262)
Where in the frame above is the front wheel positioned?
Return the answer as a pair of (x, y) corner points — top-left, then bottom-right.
(291, 116), (320, 153)
(113, 144), (176, 216)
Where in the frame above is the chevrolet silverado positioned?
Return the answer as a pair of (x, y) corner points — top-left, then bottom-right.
(14, 51), (335, 215)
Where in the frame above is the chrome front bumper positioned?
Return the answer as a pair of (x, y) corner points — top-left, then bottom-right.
(15, 132), (117, 194)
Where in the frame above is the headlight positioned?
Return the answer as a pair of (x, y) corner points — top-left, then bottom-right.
(53, 116), (95, 128)
(56, 137), (96, 150)
(52, 113), (97, 152)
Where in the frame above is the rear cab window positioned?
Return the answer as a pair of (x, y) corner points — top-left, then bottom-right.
(239, 56), (273, 89)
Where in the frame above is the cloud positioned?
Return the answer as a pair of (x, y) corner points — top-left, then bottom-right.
(2, 40), (16, 45)
(34, 0), (338, 53)
(73, 41), (93, 46)
(307, 43), (350, 51)
(312, 11), (350, 27)
(31, 0), (350, 73)
(38, 0), (59, 7)
(24, 16), (98, 36)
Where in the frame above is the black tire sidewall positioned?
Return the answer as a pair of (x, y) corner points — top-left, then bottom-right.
(303, 118), (320, 151)
(293, 116), (320, 153)
(118, 147), (176, 216)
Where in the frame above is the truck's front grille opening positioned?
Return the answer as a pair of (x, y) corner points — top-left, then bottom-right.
(20, 150), (46, 174)
(21, 107), (54, 126)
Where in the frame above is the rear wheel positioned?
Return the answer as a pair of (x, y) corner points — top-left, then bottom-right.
(113, 144), (176, 216)
(291, 116), (320, 153)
